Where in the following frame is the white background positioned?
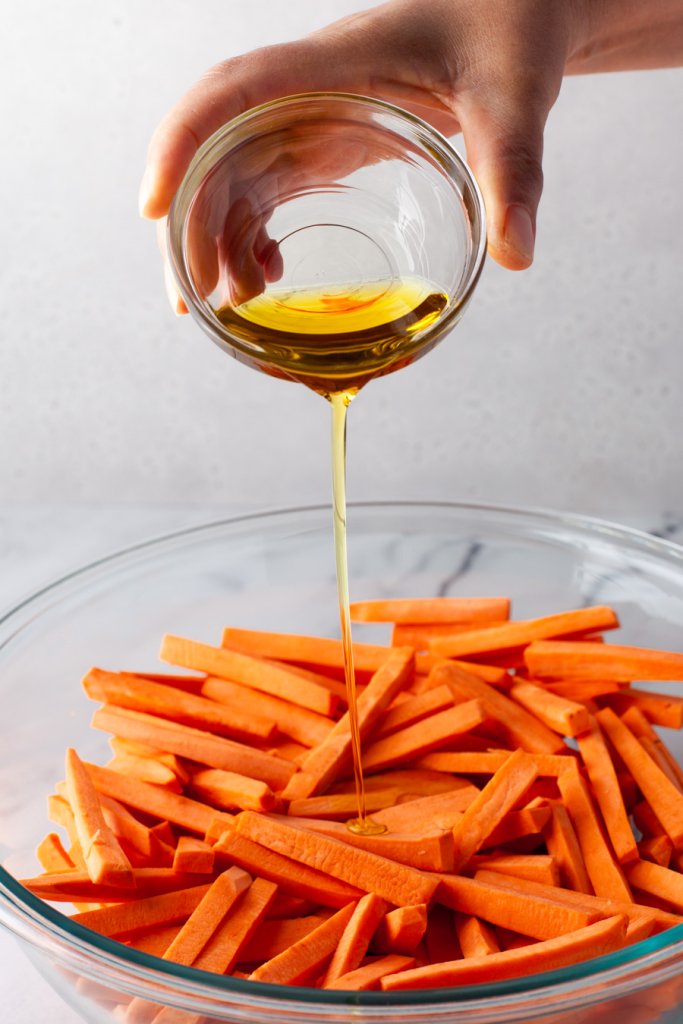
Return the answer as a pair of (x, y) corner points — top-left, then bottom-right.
(1, 2), (683, 1021)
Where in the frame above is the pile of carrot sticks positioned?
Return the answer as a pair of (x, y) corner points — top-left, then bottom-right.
(19, 596), (683, 1001)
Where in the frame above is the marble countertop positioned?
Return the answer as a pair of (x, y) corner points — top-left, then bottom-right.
(1, 503), (682, 1022)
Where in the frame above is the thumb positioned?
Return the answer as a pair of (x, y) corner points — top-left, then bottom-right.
(461, 97), (549, 271)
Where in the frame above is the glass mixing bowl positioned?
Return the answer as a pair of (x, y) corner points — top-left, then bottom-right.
(1, 502), (683, 1024)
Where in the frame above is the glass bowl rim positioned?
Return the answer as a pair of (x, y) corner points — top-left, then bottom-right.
(1, 499), (683, 1011)
(166, 91), (488, 363)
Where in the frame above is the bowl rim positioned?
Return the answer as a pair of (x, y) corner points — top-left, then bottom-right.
(2, 498), (683, 1011)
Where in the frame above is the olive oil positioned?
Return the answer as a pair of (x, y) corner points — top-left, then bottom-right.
(227, 277), (448, 834)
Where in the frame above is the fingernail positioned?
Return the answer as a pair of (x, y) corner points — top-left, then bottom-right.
(504, 205), (535, 265)
(138, 167), (155, 218)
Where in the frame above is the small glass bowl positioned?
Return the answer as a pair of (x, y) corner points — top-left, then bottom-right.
(1, 502), (683, 1023)
(167, 93), (486, 392)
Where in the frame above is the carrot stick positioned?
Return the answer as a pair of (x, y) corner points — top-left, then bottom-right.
(416, 751), (575, 776)
(373, 905), (428, 955)
(361, 701), (487, 774)
(577, 717), (638, 865)
(470, 854), (559, 887)
(288, 817), (455, 873)
(106, 753), (182, 792)
(248, 903), (357, 984)
(70, 883), (212, 937)
(350, 597), (510, 624)
(127, 924), (182, 957)
(322, 892), (388, 986)
(596, 708), (683, 850)
(543, 802), (593, 894)
(214, 830), (365, 908)
(624, 860), (683, 912)
(412, 658), (510, 686)
(599, 688), (683, 730)
(435, 874), (602, 939)
(431, 662), (565, 754)
(454, 914), (500, 957)
(83, 668), (277, 744)
(430, 606), (618, 660)
(222, 626), (393, 678)
(267, 893), (319, 919)
(160, 635), (336, 716)
(280, 647), (414, 801)
(380, 915), (627, 990)
(160, 867), (251, 964)
(638, 836), (673, 869)
(65, 749), (135, 888)
(109, 739), (191, 784)
(335, 767), (475, 798)
(189, 767), (275, 813)
(451, 750), (538, 872)
(91, 705), (295, 791)
(557, 768), (632, 902)
(373, 686), (455, 740)
(21, 868), (218, 902)
(84, 762), (233, 836)
(485, 806), (551, 848)
(526, 641), (683, 681)
(240, 912), (333, 963)
(97, 795), (160, 862)
(47, 795), (86, 870)
(192, 877), (278, 974)
(371, 788), (479, 833)
(326, 954), (416, 991)
(36, 833), (75, 873)
(546, 680), (621, 700)
(172, 837), (215, 875)
(392, 624), (497, 650)
(200, 676), (333, 747)
(510, 680), (590, 738)
(234, 811), (440, 907)
(288, 789), (400, 821)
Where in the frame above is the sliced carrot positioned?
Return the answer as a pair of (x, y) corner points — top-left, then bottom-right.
(546, 680), (621, 700)
(64, 749), (135, 888)
(638, 735), (683, 791)
(288, 789), (400, 821)
(624, 860), (683, 912)
(431, 662), (565, 755)
(371, 787), (479, 834)
(161, 867), (251, 964)
(510, 680), (590, 737)
(380, 915), (627, 990)
(416, 750), (575, 776)
(600, 687), (683, 730)
(192, 877), (278, 974)
(127, 924), (182, 957)
(633, 799), (666, 840)
(172, 837), (215, 875)
(372, 904), (428, 954)
(84, 762), (233, 836)
(361, 700), (486, 774)
(526, 641), (683, 681)
(91, 706), (295, 791)
(83, 668), (276, 744)
(240, 912), (333, 963)
(36, 833), (75, 873)
(350, 597), (510, 624)
(430, 606), (618, 660)
(392, 623), (498, 650)
(160, 635), (336, 716)
(70, 883), (211, 937)
(280, 647), (414, 801)
(557, 767), (632, 902)
(248, 903), (357, 984)
(326, 954), (416, 991)
(577, 717), (638, 865)
(21, 867), (217, 902)
(98, 795), (160, 862)
(470, 854), (559, 887)
(485, 805), (551, 848)
(638, 836), (673, 869)
(373, 686), (455, 740)
(336, 767), (474, 799)
(214, 830), (365, 908)
(234, 811), (440, 907)
(200, 676), (333, 748)
(267, 893), (318, 919)
(413, 658), (510, 687)
(436, 874), (602, 939)
(596, 708), (683, 850)
(454, 914), (500, 957)
(47, 795), (86, 869)
(106, 753), (182, 792)
(189, 767), (275, 813)
(543, 802), (593, 894)
(322, 892), (388, 986)
(289, 816), (454, 873)
(451, 750), (538, 872)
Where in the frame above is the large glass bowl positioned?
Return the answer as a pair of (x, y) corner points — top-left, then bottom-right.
(1, 502), (683, 1024)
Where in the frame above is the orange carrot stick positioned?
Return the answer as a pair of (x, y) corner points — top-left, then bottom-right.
(222, 626), (396, 678)
(126, 924), (182, 957)
(416, 751), (575, 776)
(557, 768), (632, 902)
(373, 686), (455, 740)
(91, 706), (295, 791)
(638, 836), (673, 868)
(577, 717), (639, 865)
(412, 658), (510, 686)
(510, 680), (590, 737)
(160, 867), (251, 964)
(288, 789), (400, 821)
(350, 597), (510, 624)
(336, 767), (474, 798)
(470, 854), (559, 887)
(372, 905), (428, 954)
(543, 802), (593, 894)
(200, 676), (333, 747)
(287, 816), (454, 873)
(454, 914), (500, 957)
(546, 680), (621, 700)
(70, 883), (212, 937)
(214, 830), (365, 908)
(526, 641), (683, 681)
(322, 893), (388, 986)
(172, 837), (215, 875)
(65, 749), (135, 888)
(105, 753), (182, 792)
(189, 767), (275, 813)
(21, 868), (218, 902)
(624, 860), (683, 912)
(371, 787), (479, 833)
(240, 912), (333, 963)
(36, 833), (75, 873)
(392, 624), (501, 650)
(600, 688), (683, 730)
(485, 805), (551, 848)
(234, 811), (440, 907)
(361, 701), (487, 774)
(192, 877), (278, 974)
(160, 635), (337, 716)
(97, 795), (159, 862)
(430, 606), (618, 660)
(326, 954), (416, 990)
(248, 903), (357, 984)
(451, 750), (538, 872)
(380, 915), (627, 990)
(596, 708), (683, 850)
(84, 669), (277, 744)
